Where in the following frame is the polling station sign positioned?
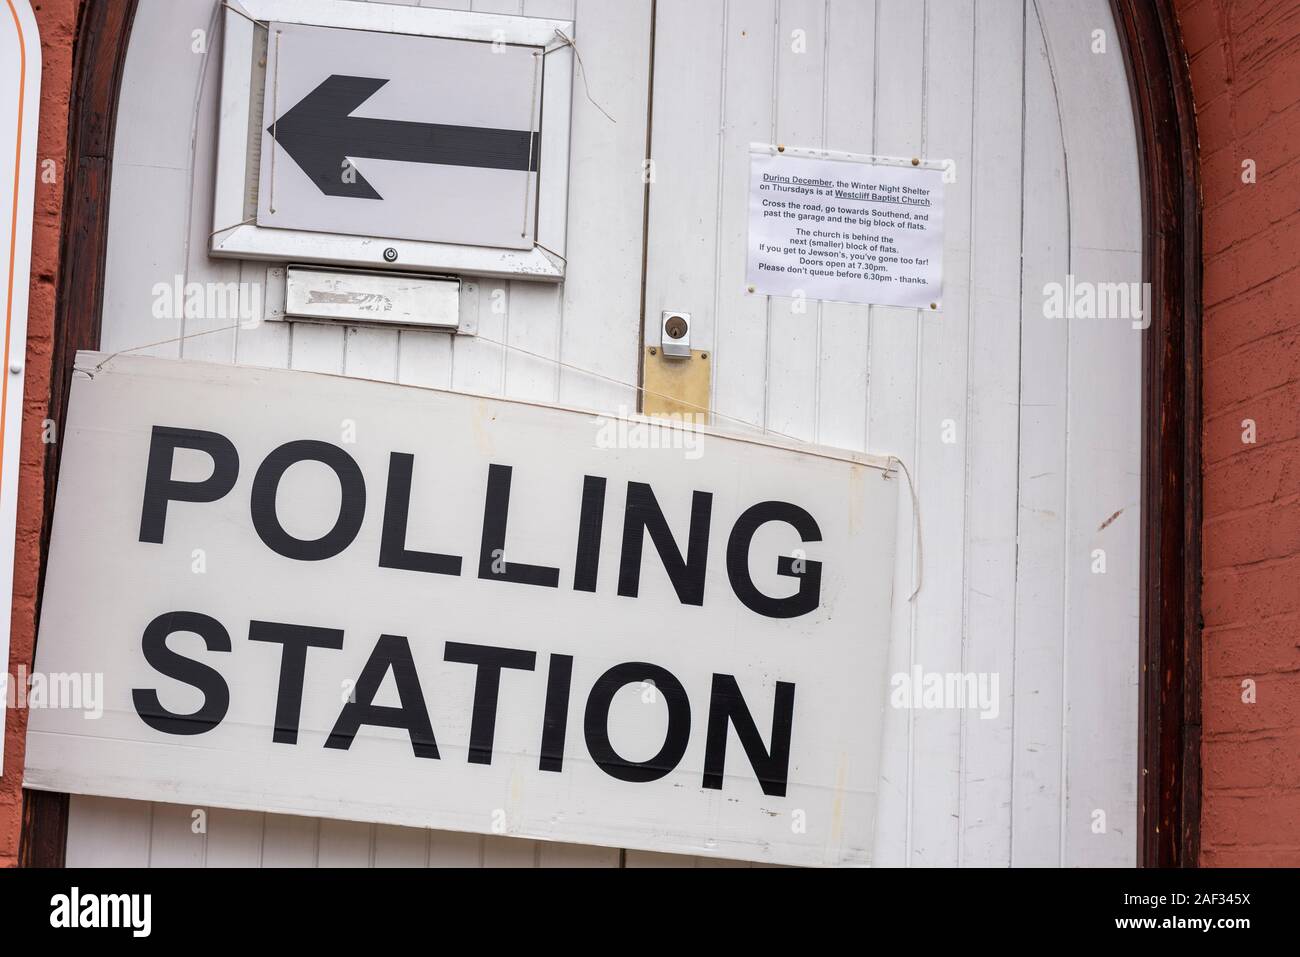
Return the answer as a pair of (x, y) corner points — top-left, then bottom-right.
(25, 354), (899, 866)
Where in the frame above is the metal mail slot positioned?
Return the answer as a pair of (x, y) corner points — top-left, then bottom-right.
(284, 266), (463, 330)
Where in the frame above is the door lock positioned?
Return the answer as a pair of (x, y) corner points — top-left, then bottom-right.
(660, 311), (692, 358)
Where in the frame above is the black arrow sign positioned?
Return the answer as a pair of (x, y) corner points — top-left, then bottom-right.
(268, 74), (540, 201)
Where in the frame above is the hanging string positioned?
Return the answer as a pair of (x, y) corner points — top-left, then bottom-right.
(888, 455), (923, 602)
(74, 323), (246, 379)
(210, 216), (257, 242)
(75, 323), (884, 466)
(77, 324), (715, 423)
(545, 29), (616, 124)
(76, 319), (921, 598)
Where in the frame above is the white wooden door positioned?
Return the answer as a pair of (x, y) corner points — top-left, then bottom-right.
(641, 0), (1142, 867)
(63, 0), (1141, 867)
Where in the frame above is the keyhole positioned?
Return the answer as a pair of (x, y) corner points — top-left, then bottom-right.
(665, 316), (688, 340)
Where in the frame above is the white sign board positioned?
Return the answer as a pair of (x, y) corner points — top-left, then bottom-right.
(747, 150), (945, 309)
(213, 2), (573, 280)
(26, 354), (899, 866)
(0, 0), (39, 773)
(259, 20), (540, 249)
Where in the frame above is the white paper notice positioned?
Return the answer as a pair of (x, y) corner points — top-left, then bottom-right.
(747, 152), (945, 309)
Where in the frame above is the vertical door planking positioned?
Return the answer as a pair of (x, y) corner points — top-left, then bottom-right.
(708, 0), (778, 435)
(537, 840), (621, 867)
(203, 808), (267, 867)
(642, 0), (726, 356)
(235, 264), (290, 369)
(1010, 2), (1071, 866)
(428, 829), (485, 867)
(867, 0), (925, 867)
(815, 0), (875, 452)
(98, 0), (205, 357)
(957, 0), (1025, 867)
(147, 801), (206, 866)
(907, 0), (977, 867)
(317, 819), (375, 867)
(765, 0), (826, 443)
(1036, 0), (1142, 867)
(554, 0), (652, 414)
(65, 795), (152, 867)
(261, 812), (319, 867)
(180, 0), (239, 364)
(344, 326), (400, 383)
(372, 824), (430, 867)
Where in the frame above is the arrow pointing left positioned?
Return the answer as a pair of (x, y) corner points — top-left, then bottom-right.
(268, 74), (540, 201)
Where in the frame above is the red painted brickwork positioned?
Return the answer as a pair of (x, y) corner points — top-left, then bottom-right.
(0, 0), (81, 867)
(1175, 0), (1300, 866)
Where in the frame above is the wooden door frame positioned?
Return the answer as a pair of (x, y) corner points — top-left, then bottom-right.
(20, 0), (1203, 867)
(1110, 0), (1204, 869)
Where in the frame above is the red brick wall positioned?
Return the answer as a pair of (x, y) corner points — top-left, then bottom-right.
(1176, 0), (1300, 866)
(0, 0), (80, 867)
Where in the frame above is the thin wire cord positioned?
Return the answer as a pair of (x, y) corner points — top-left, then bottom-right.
(75, 319), (921, 598)
(210, 216), (256, 242)
(545, 29), (616, 124)
(78, 324), (827, 445)
(889, 455), (923, 602)
(78, 324), (710, 421)
(75, 323), (246, 377)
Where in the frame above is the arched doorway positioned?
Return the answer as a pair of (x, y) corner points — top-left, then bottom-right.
(24, 0), (1200, 867)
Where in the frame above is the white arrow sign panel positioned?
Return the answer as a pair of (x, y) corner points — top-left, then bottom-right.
(0, 0), (38, 773)
(258, 20), (541, 250)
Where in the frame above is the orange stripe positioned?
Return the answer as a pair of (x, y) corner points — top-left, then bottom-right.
(2, 0), (26, 502)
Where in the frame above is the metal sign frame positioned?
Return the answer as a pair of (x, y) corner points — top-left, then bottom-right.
(212, 0), (575, 281)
